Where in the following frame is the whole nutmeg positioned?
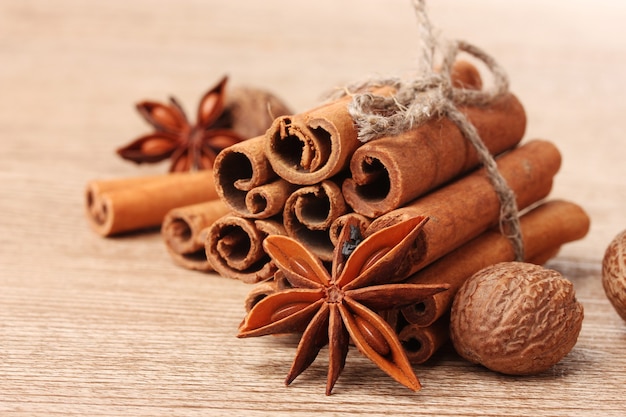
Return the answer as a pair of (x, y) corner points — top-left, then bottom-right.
(602, 229), (626, 321)
(450, 262), (583, 375)
(220, 86), (292, 140)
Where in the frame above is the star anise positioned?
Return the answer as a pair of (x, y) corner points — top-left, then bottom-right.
(238, 216), (448, 395)
(117, 76), (243, 172)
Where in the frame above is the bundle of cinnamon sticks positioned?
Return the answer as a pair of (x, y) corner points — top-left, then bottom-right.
(209, 61), (589, 362)
(85, 62), (589, 364)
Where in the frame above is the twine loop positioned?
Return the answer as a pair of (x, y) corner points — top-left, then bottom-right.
(336, 0), (524, 261)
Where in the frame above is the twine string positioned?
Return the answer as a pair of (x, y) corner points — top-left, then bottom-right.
(337, 0), (524, 261)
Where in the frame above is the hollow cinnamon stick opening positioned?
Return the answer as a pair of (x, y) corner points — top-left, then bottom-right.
(397, 317), (450, 365)
(241, 179), (298, 219)
(244, 279), (279, 312)
(401, 199), (590, 327)
(214, 136), (278, 215)
(161, 200), (231, 271)
(85, 170), (218, 237)
(342, 92), (526, 217)
(366, 139), (561, 280)
(329, 212), (372, 247)
(205, 215), (285, 283)
(264, 104), (357, 186)
(282, 180), (348, 262)
(265, 84), (400, 185)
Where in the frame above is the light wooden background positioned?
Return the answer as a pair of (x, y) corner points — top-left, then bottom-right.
(1, 0), (625, 415)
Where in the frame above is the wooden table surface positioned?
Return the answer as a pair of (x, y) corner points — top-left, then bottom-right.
(2, 0), (625, 415)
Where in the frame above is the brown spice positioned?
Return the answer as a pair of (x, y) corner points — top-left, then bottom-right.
(220, 85), (293, 140)
(396, 316), (449, 365)
(214, 135), (280, 216)
(161, 200), (231, 271)
(450, 262), (584, 375)
(238, 216), (448, 395)
(264, 90), (388, 185)
(602, 229), (626, 321)
(117, 76), (243, 172)
(85, 170), (218, 236)
(205, 214), (286, 283)
(282, 180), (348, 262)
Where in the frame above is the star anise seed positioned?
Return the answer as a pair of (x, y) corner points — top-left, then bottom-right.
(238, 216), (448, 395)
(117, 76), (243, 172)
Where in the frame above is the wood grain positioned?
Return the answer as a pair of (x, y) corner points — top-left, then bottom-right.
(1, 0), (626, 415)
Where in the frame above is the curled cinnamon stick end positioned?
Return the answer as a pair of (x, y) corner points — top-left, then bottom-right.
(214, 135), (278, 213)
(402, 199), (590, 327)
(343, 92), (527, 217)
(242, 180), (298, 219)
(244, 279), (279, 312)
(85, 170), (218, 237)
(329, 213), (372, 247)
(265, 87), (395, 186)
(162, 200), (231, 271)
(397, 318), (449, 364)
(205, 214), (285, 283)
(399, 298), (440, 329)
(283, 180), (348, 262)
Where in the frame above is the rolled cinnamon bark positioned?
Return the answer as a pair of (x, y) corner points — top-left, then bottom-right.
(397, 317), (450, 365)
(342, 92), (526, 217)
(329, 212), (372, 247)
(263, 96), (374, 186)
(205, 214), (286, 283)
(447, 60), (483, 90)
(365, 139), (561, 280)
(214, 136), (279, 216)
(85, 170), (217, 236)
(282, 180), (348, 262)
(400, 199), (590, 327)
(240, 179), (298, 219)
(162, 200), (231, 271)
(244, 279), (279, 312)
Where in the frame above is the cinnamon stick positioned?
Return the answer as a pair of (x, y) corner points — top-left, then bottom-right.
(282, 180), (348, 262)
(400, 199), (590, 327)
(397, 317), (450, 365)
(239, 179), (298, 219)
(263, 94), (380, 186)
(342, 92), (526, 217)
(365, 139), (561, 280)
(244, 279), (279, 312)
(329, 212), (372, 247)
(205, 214), (286, 283)
(85, 170), (217, 236)
(214, 135), (278, 216)
(162, 200), (231, 271)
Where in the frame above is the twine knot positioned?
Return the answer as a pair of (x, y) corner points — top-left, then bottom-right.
(336, 0), (525, 261)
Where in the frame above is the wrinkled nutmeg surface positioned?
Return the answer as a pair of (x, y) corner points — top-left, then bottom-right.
(602, 229), (626, 321)
(450, 262), (583, 375)
(224, 86), (292, 140)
